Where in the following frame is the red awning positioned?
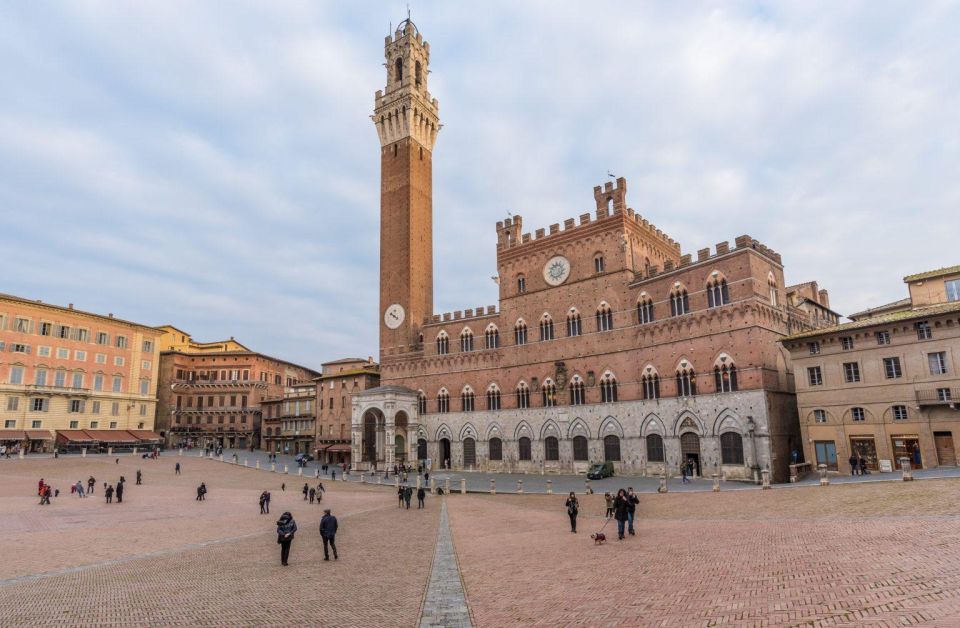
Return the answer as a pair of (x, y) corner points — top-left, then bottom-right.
(25, 430), (53, 440)
(83, 430), (138, 443)
(0, 430), (27, 441)
(56, 430), (97, 443)
(325, 444), (352, 453)
(126, 430), (162, 442)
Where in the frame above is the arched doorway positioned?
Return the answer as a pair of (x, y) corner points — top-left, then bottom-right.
(680, 432), (701, 476)
(362, 409), (383, 466)
(463, 437), (476, 468)
(439, 438), (451, 469)
(417, 438), (428, 460)
(395, 434), (406, 463)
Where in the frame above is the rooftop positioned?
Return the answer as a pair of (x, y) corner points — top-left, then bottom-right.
(847, 297), (912, 321)
(904, 264), (960, 282)
(783, 300), (960, 341)
(0, 293), (160, 332)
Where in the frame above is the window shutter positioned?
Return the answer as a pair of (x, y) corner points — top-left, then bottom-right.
(26, 345), (32, 355)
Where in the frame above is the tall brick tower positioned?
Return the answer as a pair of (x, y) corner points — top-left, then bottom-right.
(373, 17), (440, 356)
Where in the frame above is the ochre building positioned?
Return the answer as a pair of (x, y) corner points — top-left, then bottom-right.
(782, 265), (960, 474)
(155, 326), (318, 450)
(0, 293), (162, 452)
(353, 19), (835, 482)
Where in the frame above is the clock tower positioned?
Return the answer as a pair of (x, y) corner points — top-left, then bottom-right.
(373, 17), (440, 356)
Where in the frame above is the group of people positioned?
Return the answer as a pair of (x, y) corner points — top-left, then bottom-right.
(302, 482), (325, 504)
(563, 488), (641, 540)
(70, 477), (97, 498)
(39, 475), (127, 505)
(396, 484), (426, 509)
(848, 454), (871, 475)
(275, 509), (339, 565)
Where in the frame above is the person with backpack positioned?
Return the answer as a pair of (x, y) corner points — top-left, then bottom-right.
(276, 512), (297, 566)
(565, 492), (579, 533)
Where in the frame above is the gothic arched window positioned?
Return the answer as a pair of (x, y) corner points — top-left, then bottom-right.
(485, 325), (500, 349)
(603, 435), (621, 462)
(676, 365), (697, 397)
(395, 57), (403, 83)
(720, 432), (745, 465)
(418, 391), (428, 415)
(646, 434), (665, 462)
(573, 435), (589, 461)
(461, 387), (475, 412)
(637, 297), (654, 324)
(541, 380), (557, 408)
(569, 377), (585, 406)
(486, 385), (501, 411)
(600, 373), (618, 403)
(714, 363), (738, 393)
(539, 315), (554, 341)
(415, 60), (422, 86)
(567, 310), (582, 337)
(670, 287), (690, 316)
(707, 276), (729, 308)
(436, 332), (449, 355)
(544, 436), (560, 461)
(488, 437), (503, 461)
(437, 389), (450, 414)
(596, 303), (614, 332)
(514, 320), (528, 345)
(516, 382), (530, 409)
(518, 437), (532, 461)
(641, 373), (660, 400)
(460, 328), (474, 353)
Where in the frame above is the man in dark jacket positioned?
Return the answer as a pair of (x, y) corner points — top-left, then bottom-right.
(319, 509), (338, 561)
(613, 489), (629, 540)
(136, 470), (142, 485)
(105, 484), (114, 504)
(276, 512), (297, 566)
(626, 487), (639, 536)
(403, 486), (413, 509)
(115, 479), (124, 504)
(417, 486), (426, 509)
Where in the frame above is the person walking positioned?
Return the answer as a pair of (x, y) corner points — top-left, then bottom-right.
(136, 470), (142, 485)
(613, 489), (629, 540)
(88, 477), (96, 495)
(175, 462), (181, 475)
(403, 485), (413, 509)
(316, 483), (324, 501)
(264, 490), (271, 514)
(848, 454), (858, 476)
(417, 486), (426, 509)
(259, 491), (268, 514)
(565, 492), (579, 533)
(302, 483), (309, 501)
(331, 469), (336, 481)
(626, 487), (639, 536)
(75, 481), (85, 498)
(398, 485), (405, 508)
(604, 492), (614, 518)
(319, 508), (338, 561)
(309, 487), (316, 504)
(196, 482), (207, 501)
(105, 484), (114, 504)
(115, 479), (124, 504)
(276, 511), (297, 566)
(859, 457), (869, 476)
(681, 461), (690, 484)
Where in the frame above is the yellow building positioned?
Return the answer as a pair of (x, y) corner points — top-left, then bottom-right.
(0, 293), (163, 453)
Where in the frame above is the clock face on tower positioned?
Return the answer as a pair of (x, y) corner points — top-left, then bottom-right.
(384, 303), (406, 329)
(543, 255), (571, 286)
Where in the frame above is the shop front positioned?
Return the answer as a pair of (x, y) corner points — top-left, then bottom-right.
(849, 436), (879, 471)
(890, 435), (922, 469)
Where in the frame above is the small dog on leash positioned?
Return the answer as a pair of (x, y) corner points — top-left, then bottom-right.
(591, 532), (607, 545)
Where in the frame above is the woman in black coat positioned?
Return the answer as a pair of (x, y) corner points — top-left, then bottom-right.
(564, 492), (579, 533)
(276, 512), (297, 566)
(613, 489), (630, 540)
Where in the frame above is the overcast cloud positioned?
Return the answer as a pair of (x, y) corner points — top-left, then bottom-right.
(1, 1), (958, 368)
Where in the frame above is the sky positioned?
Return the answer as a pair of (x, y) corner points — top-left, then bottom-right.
(1, 1), (958, 369)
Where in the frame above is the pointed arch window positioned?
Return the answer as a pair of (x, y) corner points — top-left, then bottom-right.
(768, 274), (778, 307)
(461, 388), (475, 412)
(670, 288), (690, 316)
(676, 366), (697, 397)
(603, 435), (621, 462)
(488, 437), (503, 461)
(707, 277), (730, 308)
(544, 436), (560, 461)
(518, 437), (532, 461)
(394, 57), (403, 83)
(637, 298), (654, 324)
(600, 373), (619, 403)
(460, 328), (474, 353)
(415, 60), (422, 86)
(514, 320), (528, 345)
(596, 303), (614, 332)
(436, 332), (449, 355)
(517, 275), (526, 294)
(486, 385), (501, 411)
(516, 382), (531, 409)
(418, 391), (427, 415)
(573, 435), (589, 461)
(646, 434), (665, 462)
(437, 389), (450, 414)
(484, 325), (500, 349)
(720, 432), (745, 465)
(641, 373), (660, 400)
(569, 377), (585, 406)
(539, 315), (554, 341)
(566, 310), (582, 337)
(714, 363), (738, 393)
(542, 380), (557, 407)
(594, 254), (605, 273)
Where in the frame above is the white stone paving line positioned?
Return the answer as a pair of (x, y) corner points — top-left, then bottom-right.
(418, 499), (473, 628)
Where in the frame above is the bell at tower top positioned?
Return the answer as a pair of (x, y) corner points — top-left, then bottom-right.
(372, 14), (441, 150)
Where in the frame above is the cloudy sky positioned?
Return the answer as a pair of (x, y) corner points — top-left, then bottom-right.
(2, 2), (958, 368)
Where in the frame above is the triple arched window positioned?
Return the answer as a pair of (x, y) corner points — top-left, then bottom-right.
(600, 373), (619, 403)
(516, 382), (531, 409)
(670, 288), (690, 316)
(596, 303), (614, 332)
(569, 376), (585, 406)
(417, 391), (428, 415)
(486, 385), (501, 411)
(637, 297), (654, 324)
(714, 363), (738, 393)
(485, 325), (500, 349)
(514, 320), (528, 345)
(539, 315), (554, 341)
(460, 328), (474, 353)
(437, 389), (450, 413)
(436, 332), (449, 355)
(567, 310), (582, 337)
(676, 365), (697, 397)
(461, 387), (475, 412)
(707, 277), (730, 308)
(542, 380), (557, 407)
(641, 373), (660, 400)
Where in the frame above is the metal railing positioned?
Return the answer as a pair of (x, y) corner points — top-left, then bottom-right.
(916, 388), (958, 405)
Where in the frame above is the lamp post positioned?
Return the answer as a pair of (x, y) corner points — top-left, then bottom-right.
(747, 416), (760, 484)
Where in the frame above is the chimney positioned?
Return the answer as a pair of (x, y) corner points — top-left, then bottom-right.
(68, 303), (74, 309)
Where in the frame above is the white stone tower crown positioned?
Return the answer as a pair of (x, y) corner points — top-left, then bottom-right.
(372, 18), (441, 150)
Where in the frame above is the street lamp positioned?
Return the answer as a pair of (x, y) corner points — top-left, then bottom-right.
(747, 416), (760, 484)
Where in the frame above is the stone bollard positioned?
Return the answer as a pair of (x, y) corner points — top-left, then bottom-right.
(430, 477), (436, 495)
(133, 447), (138, 455)
(490, 478), (496, 494)
(658, 472), (668, 493)
(82, 448), (87, 458)
(900, 458), (914, 481)
(546, 479), (553, 494)
(19, 449), (25, 459)
(761, 469), (771, 490)
(283, 464), (289, 475)
(255, 460), (260, 470)
(460, 478), (466, 494)
(712, 473), (720, 492)
(107, 447), (113, 456)
(315, 469), (319, 478)
(179, 448), (183, 456)
(360, 474), (365, 484)
(517, 479), (524, 494)
(219, 455), (224, 462)
(378, 475), (383, 485)
(818, 463), (829, 486)
(244, 459), (248, 467)
(396, 476), (401, 488)
(271, 463), (276, 473)
(444, 478), (450, 494)
(584, 479), (591, 495)
(298, 467), (303, 476)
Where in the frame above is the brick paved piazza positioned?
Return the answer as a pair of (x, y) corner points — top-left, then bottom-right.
(3, 456), (960, 627)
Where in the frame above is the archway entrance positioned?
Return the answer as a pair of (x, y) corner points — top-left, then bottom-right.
(439, 438), (451, 469)
(417, 438), (428, 461)
(463, 437), (476, 468)
(395, 434), (406, 463)
(680, 432), (701, 476)
(362, 408), (385, 468)
(395, 411), (409, 464)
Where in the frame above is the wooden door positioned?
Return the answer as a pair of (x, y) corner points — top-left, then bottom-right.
(935, 432), (956, 466)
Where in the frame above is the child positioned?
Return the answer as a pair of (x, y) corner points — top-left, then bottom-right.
(604, 491), (614, 518)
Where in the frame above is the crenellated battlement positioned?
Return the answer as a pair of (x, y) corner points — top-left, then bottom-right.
(423, 305), (499, 328)
(495, 178), (680, 254)
(634, 234), (783, 281)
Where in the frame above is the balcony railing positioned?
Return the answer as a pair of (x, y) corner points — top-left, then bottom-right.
(916, 388), (958, 406)
(171, 379), (267, 390)
(24, 384), (91, 396)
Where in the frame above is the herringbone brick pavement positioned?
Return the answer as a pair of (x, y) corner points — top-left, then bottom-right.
(447, 481), (960, 627)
